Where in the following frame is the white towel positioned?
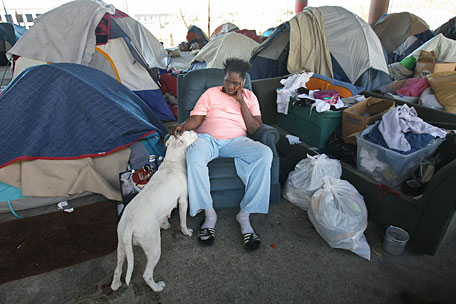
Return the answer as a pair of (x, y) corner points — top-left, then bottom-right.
(285, 134), (301, 145)
(276, 73), (313, 114)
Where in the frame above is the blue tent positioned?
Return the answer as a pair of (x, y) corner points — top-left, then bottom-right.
(434, 16), (456, 40)
(0, 23), (26, 65)
(249, 23), (290, 80)
(0, 22), (26, 46)
(261, 27), (275, 39)
(13, 24), (27, 42)
(0, 63), (167, 168)
(186, 25), (209, 45)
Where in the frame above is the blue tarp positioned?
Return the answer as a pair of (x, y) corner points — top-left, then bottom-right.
(0, 63), (167, 168)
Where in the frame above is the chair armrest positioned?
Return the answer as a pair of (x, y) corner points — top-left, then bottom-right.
(249, 124), (280, 148)
(412, 158), (456, 254)
(165, 125), (280, 148)
(250, 124), (281, 195)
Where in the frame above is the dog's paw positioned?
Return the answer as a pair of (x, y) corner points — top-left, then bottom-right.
(110, 281), (122, 291)
(153, 281), (166, 292)
(182, 227), (193, 237)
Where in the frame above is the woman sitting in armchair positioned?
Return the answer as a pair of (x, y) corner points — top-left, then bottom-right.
(170, 58), (273, 251)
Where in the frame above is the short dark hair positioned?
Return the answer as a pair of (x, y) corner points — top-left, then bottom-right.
(223, 58), (251, 79)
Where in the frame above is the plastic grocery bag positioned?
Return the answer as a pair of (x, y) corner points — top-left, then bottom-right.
(283, 154), (342, 210)
(308, 176), (371, 260)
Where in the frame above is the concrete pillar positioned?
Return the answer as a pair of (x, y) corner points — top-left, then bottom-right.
(295, 0), (308, 14)
(368, 0), (390, 25)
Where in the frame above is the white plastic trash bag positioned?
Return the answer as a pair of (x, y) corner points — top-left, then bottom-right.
(283, 154), (342, 210)
(308, 176), (371, 260)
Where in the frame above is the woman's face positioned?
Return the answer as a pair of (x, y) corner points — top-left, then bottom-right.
(223, 72), (244, 96)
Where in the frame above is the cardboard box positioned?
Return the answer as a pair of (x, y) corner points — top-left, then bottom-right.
(414, 51), (456, 78)
(342, 97), (395, 139)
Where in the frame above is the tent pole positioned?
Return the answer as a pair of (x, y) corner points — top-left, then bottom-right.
(1, 0), (9, 24)
(208, 0), (211, 38)
(368, 0), (390, 25)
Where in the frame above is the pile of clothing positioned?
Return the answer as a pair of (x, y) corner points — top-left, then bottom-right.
(364, 104), (447, 154)
(276, 72), (364, 114)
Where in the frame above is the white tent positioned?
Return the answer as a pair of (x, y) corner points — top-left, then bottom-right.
(318, 6), (388, 85)
(7, 0), (174, 120)
(406, 33), (456, 63)
(191, 32), (259, 69)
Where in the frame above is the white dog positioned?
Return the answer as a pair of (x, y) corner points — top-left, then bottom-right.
(111, 130), (198, 292)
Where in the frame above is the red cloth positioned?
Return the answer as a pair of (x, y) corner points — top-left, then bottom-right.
(186, 32), (202, 44)
(396, 78), (430, 97)
(95, 13), (110, 45)
(160, 74), (178, 96)
(235, 29), (262, 43)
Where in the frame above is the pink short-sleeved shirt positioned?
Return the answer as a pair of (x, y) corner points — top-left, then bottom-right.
(190, 86), (261, 140)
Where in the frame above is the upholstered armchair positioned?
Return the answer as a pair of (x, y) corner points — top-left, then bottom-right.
(177, 68), (281, 210)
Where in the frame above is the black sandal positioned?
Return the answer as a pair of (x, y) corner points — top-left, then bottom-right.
(243, 233), (261, 251)
(198, 227), (215, 246)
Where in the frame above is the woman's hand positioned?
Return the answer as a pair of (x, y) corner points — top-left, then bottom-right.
(234, 80), (246, 104)
(234, 88), (244, 104)
(168, 115), (205, 136)
(169, 124), (186, 136)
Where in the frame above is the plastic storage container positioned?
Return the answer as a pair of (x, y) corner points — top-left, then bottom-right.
(356, 124), (444, 188)
(277, 98), (342, 149)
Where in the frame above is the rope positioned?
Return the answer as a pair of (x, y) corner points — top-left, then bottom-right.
(376, 184), (400, 197)
(7, 200), (24, 218)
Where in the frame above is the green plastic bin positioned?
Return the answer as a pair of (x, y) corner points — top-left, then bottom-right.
(277, 98), (342, 149)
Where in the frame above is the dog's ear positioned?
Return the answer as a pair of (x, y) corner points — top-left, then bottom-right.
(177, 131), (189, 147)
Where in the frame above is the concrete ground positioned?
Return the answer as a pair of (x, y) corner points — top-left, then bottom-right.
(1, 54), (455, 304)
(1, 195), (455, 304)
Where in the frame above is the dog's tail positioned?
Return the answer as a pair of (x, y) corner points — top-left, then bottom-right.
(124, 228), (135, 286)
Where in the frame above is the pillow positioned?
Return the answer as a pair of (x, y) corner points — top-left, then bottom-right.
(426, 71), (456, 114)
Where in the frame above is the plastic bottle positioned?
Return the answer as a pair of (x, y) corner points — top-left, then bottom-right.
(149, 155), (157, 172)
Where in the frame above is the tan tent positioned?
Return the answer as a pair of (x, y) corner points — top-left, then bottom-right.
(372, 12), (430, 54)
